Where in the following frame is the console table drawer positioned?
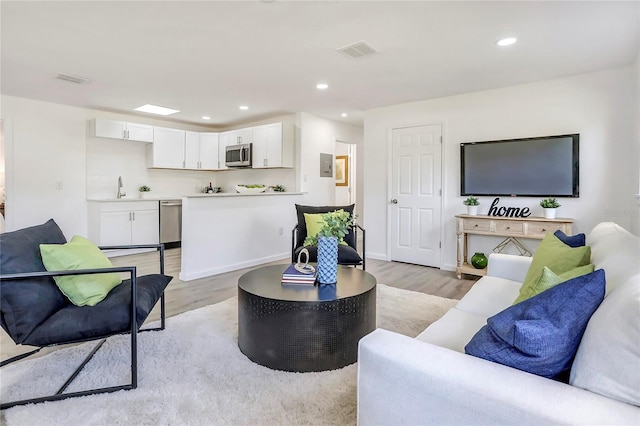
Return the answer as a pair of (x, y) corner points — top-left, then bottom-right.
(463, 220), (491, 232)
(527, 222), (566, 237)
(495, 221), (524, 234)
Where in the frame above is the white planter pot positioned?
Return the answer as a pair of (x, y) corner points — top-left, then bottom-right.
(543, 208), (557, 219)
(466, 205), (479, 215)
(139, 192), (152, 199)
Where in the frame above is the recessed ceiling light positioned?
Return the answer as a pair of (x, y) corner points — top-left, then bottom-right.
(341, 113), (348, 117)
(134, 104), (179, 116)
(202, 116), (211, 120)
(316, 83), (329, 90)
(496, 37), (517, 47)
(239, 105), (249, 110)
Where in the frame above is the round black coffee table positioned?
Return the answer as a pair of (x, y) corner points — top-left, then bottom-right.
(238, 264), (376, 372)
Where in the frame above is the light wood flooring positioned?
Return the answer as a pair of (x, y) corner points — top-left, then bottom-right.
(1, 248), (478, 361)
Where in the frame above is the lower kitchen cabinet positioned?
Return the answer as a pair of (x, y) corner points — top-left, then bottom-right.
(88, 201), (159, 247)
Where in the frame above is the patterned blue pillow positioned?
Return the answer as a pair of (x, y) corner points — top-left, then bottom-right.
(465, 269), (605, 378)
(554, 229), (586, 248)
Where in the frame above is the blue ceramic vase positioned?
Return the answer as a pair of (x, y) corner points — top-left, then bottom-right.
(317, 236), (338, 284)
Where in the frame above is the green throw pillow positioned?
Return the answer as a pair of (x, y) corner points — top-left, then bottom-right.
(40, 235), (122, 306)
(518, 233), (591, 304)
(303, 211), (348, 246)
(513, 263), (595, 304)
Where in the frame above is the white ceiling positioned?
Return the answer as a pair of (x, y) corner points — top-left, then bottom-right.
(1, 1), (638, 128)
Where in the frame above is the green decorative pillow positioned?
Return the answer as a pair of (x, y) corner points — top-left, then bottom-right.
(518, 233), (591, 304)
(40, 235), (122, 306)
(514, 263), (595, 304)
(303, 211), (347, 246)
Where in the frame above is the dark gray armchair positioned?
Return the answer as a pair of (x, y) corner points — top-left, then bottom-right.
(0, 219), (172, 409)
(291, 204), (365, 269)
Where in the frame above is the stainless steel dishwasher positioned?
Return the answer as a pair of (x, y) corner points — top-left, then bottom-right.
(160, 199), (182, 248)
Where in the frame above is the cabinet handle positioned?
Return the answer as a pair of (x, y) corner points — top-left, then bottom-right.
(474, 224), (478, 227)
(541, 228), (546, 232)
(506, 226), (510, 230)
(132, 212), (135, 221)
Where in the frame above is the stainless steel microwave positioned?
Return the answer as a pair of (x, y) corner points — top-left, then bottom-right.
(225, 143), (252, 167)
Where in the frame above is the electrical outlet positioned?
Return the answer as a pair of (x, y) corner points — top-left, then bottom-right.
(55, 181), (63, 190)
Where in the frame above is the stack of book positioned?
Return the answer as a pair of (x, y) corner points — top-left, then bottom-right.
(281, 263), (317, 286)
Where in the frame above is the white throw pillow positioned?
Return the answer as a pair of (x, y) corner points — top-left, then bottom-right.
(570, 273), (640, 407)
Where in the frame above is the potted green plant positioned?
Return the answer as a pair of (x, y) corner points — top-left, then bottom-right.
(315, 210), (356, 285)
(463, 196), (480, 215)
(138, 185), (152, 199)
(540, 197), (561, 219)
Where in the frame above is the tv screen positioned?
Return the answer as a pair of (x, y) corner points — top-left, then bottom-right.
(460, 134), (579, 197)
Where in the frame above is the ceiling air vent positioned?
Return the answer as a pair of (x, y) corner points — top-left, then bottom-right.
(337, 41), (378, 59)
(55, 73), (91, 84)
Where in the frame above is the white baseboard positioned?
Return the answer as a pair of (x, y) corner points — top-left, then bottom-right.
(366, 252), (388, 261)
(179, 252), (289, 281)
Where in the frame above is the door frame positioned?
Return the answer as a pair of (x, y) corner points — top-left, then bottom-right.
(385, 123), (445, 267)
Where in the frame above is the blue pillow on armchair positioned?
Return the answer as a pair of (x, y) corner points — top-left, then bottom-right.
(554, 229), (586, 248)
(465, 269), (605, 379)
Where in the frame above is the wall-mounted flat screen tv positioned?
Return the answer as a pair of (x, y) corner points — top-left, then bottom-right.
(460, 134), (579, 197)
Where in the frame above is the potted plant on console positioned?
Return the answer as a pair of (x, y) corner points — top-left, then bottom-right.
(138, 185), (152, 199)
(314, 210), (355, 285)
(463, 196), (480, 215)
(540, 197), (561, 219)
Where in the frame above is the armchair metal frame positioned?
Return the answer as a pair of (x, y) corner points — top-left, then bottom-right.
(291, 224), (366, 270)
(0, 244), (167, 410)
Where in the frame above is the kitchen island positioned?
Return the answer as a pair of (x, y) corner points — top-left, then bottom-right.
(180, 192), (307, 281)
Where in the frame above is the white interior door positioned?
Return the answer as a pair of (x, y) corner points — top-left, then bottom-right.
(390, 124), (442, 267)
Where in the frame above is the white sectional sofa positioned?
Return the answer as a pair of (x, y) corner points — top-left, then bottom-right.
(357, 222), (640, 425)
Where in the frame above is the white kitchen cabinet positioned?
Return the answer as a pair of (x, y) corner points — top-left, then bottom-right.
(185, 131), (219, 170)
(252, 122), (293, 168)
(92, 118), (154, 142)
(225, 127), (253, 145)
(88, 201), (159, 247)
(218, 131), (229, 170)
(199, 133), (219, 169)
(147, 126), (186, 169)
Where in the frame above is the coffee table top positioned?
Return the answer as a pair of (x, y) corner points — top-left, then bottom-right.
(238, 264), (376, 302)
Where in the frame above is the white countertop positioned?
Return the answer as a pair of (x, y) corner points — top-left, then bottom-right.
(88, 192), (305, 202)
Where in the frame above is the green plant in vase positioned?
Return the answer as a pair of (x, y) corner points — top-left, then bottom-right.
(463, 196), (480, 215)
(313, 210), (356, 285)
(540, 197), (561, 219)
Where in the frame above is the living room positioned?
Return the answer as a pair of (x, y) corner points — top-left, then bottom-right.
(1, 1), (639, 424)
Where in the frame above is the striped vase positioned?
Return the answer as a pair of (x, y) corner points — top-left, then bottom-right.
(317, 236), (338, 284)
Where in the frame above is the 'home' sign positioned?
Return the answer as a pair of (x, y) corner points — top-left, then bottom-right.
(487, 197), (531, 218)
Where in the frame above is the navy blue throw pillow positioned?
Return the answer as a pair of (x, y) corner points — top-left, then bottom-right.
(554, 230), (586, 248)
(465, 269), (605, 379)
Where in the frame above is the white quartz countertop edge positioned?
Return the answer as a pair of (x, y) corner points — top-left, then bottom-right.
(88, 192), (306, 201)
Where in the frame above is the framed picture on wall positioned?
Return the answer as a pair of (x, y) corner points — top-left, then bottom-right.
(335, 155), (348, 186)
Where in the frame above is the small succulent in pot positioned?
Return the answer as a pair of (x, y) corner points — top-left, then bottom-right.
(138, 185), (151, 192)
(272, 184), (286, 192)
(463, 196), (479, 206)
(540, 198), (561, 208)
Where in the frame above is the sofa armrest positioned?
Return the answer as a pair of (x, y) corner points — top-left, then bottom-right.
(357, 329), (639, 425)
(486, 253), (532, 282)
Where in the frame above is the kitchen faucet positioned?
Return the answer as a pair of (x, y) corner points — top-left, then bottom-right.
(117, 176), (126, 199)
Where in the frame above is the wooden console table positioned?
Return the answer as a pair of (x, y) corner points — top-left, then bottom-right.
(455, 214), (574, 279)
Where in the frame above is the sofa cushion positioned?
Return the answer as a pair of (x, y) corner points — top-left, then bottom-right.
(553, 229), (586, 247)
(570, 273), (640, 407)
(587, 222), (640, 296)
(0, 219), (69, 344)
(519, 232), (591, 299)
(303, 211), (348, 246)
(40, 235), (122, 306)
(417, 308), (487, 353)
(295, 204), (356, 248)
(465, 269), (605, 379)
(455, 276), (521, 317)
(513, 264), (595, 305)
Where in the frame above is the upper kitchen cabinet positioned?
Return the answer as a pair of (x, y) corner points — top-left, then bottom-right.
(218, 132), (229, 170)
(92, 118), (154, 142)
(226, 127), (253, 145)
(185, 131), (219, 170)
(252, 122), (294, 168)
(147, 126), (186, 169)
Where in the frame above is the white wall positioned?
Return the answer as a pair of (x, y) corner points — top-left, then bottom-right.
(364, 66), (638, 271)
(297, 112), (364, 218)
(634, 38), (640, 236)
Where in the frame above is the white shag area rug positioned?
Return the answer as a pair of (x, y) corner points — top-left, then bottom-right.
(2, 284), (457, 426)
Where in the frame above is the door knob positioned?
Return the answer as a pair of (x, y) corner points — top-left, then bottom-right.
(391, 199), (398, 204)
